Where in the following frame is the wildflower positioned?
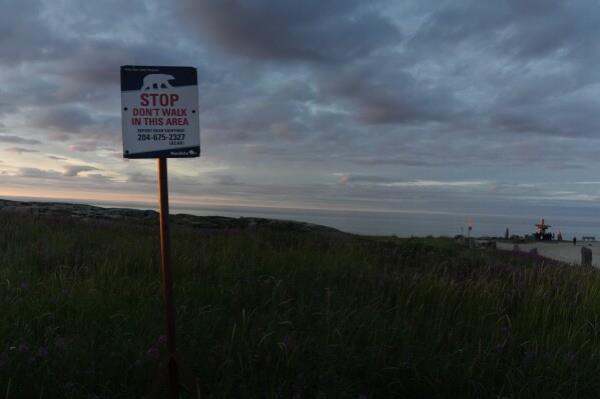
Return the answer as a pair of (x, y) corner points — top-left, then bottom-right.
(146, 346), (160, 361)
(157, 335), (167, 346)
(19, 281), (29, 290)
(17, 343), (29, 354)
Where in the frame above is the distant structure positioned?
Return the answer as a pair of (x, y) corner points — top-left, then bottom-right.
(505, 228), (509, 240)
(557, 231), (563, 241)
(534, 218), (552, 241)
(582, 236), (596, 241)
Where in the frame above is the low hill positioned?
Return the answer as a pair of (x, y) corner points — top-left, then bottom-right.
(0, 198), (346, 235)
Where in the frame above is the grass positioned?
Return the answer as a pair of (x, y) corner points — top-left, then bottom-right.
(2, 212), (600, 398)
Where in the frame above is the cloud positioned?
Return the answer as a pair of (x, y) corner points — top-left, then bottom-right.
(68, 143), (99, 152)
(16, 167), (62, 179)
(63, 165), (99, 177)
(320, 59), (460, 125)
(84, 173), (114, 182)
(336, 174), (488, 188)
(0, 135), (41, 145)
(3, 0), (600, 233)
(176, 0), (400, 63)
(127, 172), (155, 184)
(336, 174), (397, 185)
(413, 0), (600, 62)
(211, 174), (240, 186)
(4, 147), (38, 154)
(0, 0), (71, 66)
(32, 105), (94, 133)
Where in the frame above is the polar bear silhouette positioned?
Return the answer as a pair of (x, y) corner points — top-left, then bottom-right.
(141, 74), (175, 90)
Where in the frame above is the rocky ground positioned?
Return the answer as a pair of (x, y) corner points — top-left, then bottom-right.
(0, 198), (346, 235)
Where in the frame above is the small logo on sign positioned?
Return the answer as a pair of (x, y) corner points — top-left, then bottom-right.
(142, 74), (175, 90)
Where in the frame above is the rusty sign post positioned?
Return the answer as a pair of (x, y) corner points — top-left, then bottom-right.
(121, 65), (200, 398)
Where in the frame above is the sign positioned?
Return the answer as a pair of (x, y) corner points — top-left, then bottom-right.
(119, 65), (202, 397)
(121, 65), (200, 158)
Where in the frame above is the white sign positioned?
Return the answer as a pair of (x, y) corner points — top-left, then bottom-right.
(121, 65), (200, 158)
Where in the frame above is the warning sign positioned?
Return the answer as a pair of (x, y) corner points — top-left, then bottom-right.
(121, 65), (200, 158)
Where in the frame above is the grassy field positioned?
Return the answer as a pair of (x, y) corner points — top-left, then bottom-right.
(2, 212), (600, 398)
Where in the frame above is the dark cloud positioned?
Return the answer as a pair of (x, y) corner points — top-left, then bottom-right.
(84, 173), (114, 182)
(4, 147), (38, 154)
(50, 39), (191, 90)
(412, 0), (588, 60)
(211, 174), (241, 186)
(127, 173), (155, 184)
(17, 167), (62, 179)
(337, 174), (399, 185)
(63, 165), (99, 177)
(176, 0), (400, 63)
(68, 142), (100, 152)
(0, 135), (41, 145)
(3, 0), (600, 233)
(320, 57), (460, 125)
(32, 105), (94, 133)
(0, 0), (71, 66)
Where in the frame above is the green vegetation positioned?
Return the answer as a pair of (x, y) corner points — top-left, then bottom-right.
(1, 212), (600, 398)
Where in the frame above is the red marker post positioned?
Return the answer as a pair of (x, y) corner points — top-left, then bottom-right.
(121, 65), (200, 397)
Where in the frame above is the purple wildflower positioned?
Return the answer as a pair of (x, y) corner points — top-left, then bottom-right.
(0, 352), (8, 369)
(17, 343), (29, 354)
(146, 346), (160, 361)
(157, 335), (167, 346)
(19, 281), (29, 290)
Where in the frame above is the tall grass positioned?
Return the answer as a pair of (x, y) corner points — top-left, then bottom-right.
(1, 213), (600, 398)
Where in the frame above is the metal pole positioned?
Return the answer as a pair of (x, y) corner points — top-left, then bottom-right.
(158, 157), (179, 399)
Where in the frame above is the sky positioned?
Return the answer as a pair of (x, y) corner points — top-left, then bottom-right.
(2, 0), (600, 236)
